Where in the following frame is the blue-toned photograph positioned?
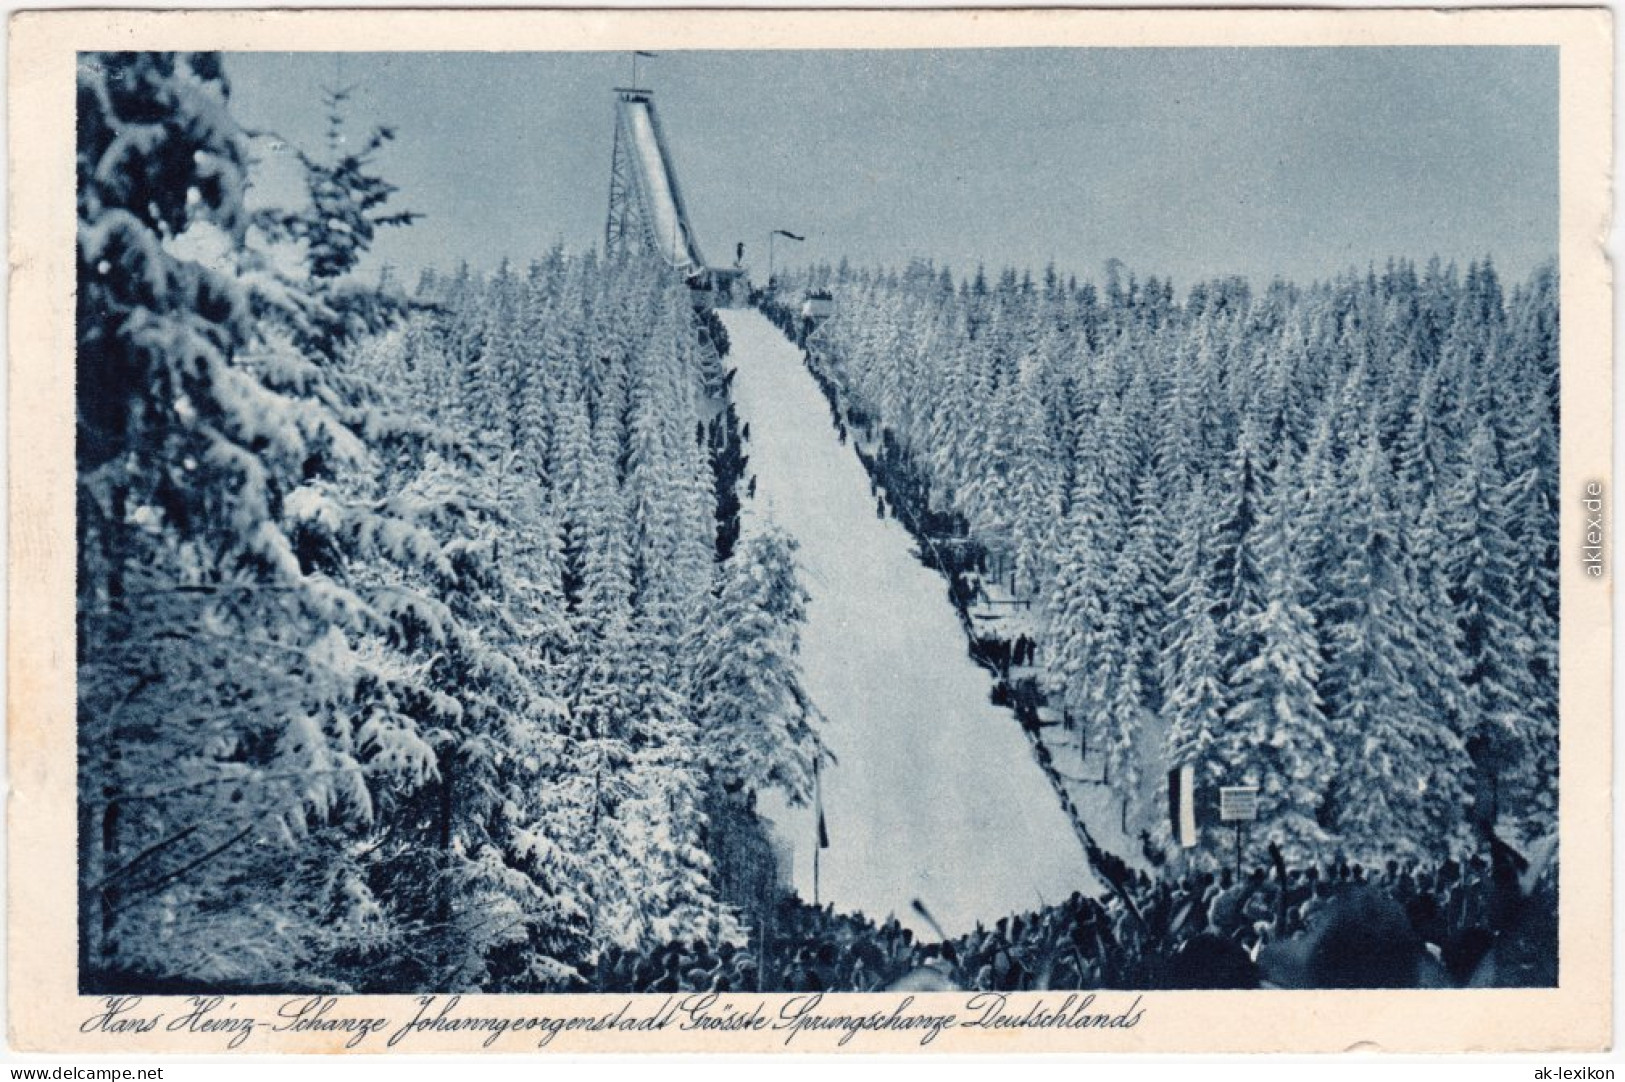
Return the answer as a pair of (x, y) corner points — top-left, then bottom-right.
(75, 45), (1558, 996)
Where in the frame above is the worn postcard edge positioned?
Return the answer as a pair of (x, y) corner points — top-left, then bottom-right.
(7, 6), (1614, 1055)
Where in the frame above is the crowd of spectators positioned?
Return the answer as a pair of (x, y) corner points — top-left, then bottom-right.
(583, 835), (1556, 994)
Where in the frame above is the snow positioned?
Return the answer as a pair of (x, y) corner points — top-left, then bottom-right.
(720, 309), (1098, 938)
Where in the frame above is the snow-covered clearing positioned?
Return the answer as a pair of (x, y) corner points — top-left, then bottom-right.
(720, 308), (1098, 937)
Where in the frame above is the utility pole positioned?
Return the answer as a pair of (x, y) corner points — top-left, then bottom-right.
(813, 755), (822, 908)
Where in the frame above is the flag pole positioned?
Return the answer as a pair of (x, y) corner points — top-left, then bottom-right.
(813, 755), (822, 908)
(632, 50), (655, 90)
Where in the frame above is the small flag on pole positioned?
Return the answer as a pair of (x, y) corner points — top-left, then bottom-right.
(814, 755), (830, 848)
(630, 51), (657, 89)
(812, 755), (828, 907)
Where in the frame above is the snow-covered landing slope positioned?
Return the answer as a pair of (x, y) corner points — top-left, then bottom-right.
(720, 309), (1097, 937)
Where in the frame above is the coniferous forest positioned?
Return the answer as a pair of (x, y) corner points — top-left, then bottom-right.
(78, 52), (814, 992)
(782, 257), (1558, 860)
(74, 51), (1559, 995)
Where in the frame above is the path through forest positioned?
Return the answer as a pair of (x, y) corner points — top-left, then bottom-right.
(721, 309), (1098, 938)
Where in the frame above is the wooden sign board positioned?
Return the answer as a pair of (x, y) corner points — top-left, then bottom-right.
(1219, 785), (1259, 823)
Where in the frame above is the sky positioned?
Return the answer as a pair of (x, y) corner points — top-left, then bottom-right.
(225, 47), (1558, 291)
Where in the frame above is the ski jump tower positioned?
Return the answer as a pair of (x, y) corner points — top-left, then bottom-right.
(605, 87), (745, 306)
